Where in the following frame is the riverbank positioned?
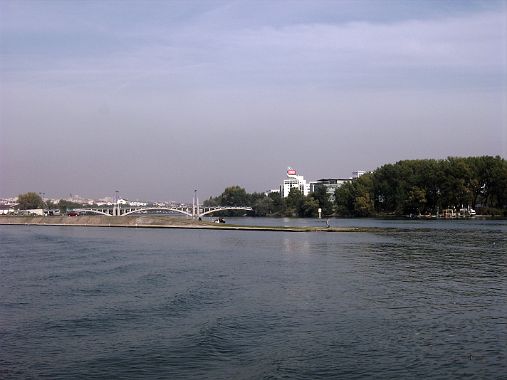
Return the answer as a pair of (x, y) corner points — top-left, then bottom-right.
(0, 215), (367, 233)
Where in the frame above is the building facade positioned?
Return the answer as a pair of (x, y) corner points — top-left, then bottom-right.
(280, 167), (311, 197)
(310, 178), (350, 201)
(278, 168), (365, 198)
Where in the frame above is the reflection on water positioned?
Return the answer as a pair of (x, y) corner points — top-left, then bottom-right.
(0, 219), (506, 379)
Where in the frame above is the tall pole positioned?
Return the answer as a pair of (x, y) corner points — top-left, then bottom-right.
(196, 192), (199, 218)
(114, 190), (119, 216)
(193, 189), (197, 218)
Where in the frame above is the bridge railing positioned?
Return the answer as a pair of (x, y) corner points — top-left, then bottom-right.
(71, 205), (254, 218)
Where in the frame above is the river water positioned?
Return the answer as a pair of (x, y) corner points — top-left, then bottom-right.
(1, 219), (506, 379)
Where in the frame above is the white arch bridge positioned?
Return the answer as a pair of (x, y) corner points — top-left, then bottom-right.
(72, 205), (253, 218)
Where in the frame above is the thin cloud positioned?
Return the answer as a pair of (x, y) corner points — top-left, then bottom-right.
(1, 1), (505, 200)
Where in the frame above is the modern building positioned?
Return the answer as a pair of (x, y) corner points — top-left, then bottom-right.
(280, 167), (311, 197)
(278, 168), (366, 198)
(310, 178), (351, 201)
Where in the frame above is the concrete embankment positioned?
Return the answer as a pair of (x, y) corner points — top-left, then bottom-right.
(0, 215), (367, 233)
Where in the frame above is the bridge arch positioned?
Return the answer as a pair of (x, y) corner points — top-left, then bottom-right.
(74, 209), (112, 216)
(121, 207), (192, 217)
(199, 207), (253, 217)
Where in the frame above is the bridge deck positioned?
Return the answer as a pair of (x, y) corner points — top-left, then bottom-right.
(73, 205), (253, 217)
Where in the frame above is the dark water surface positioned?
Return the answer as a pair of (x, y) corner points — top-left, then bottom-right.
(1, 220), (506, 379)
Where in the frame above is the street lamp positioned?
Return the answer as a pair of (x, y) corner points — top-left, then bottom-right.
(194, 189), (197, 218)
(114, 190), (120, 216)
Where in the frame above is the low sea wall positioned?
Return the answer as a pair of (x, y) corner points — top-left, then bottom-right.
(0, 215), (365, 233)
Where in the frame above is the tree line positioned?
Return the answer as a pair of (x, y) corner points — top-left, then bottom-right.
(14, 156), (507, 217)
(204, 156), (507, 217)
(203, 185), (333, 217)
(16, 192), (91, 211)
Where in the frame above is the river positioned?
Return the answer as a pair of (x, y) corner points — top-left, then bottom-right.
(1, 219), (506, 379)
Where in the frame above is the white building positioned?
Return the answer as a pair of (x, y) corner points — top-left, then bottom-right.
(280, 167), (311, 197)
(277, 168), (366, 198)
(129, 201), (148, 207)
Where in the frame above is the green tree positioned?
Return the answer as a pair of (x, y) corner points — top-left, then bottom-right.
(204, 156), (507, 217)
(219, 186), (249, 206)
(311, 186), (334, 216)
(300, 197), (320, 217)
(354, 193), (374, 216)
(57, 199), (83, 212)
(335, 182), (355, 216)
(334, 173), (375, 216)
(405, 186), (427, 215)
(17, 192), (44, 210)
(268, 192), (286, 216)
(45, 199), (56, 209)
(253, 196), (274, 216)
(353, 174), (375, 216)
(286, 188), (304, 217)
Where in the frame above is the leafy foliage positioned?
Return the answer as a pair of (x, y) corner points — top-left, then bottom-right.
(204, 185), (330, 217)
(57, 199), (84, 212)
(204, 156), (507, 217)
(17, 192), (45, 210)
(339, 156), (507, 216)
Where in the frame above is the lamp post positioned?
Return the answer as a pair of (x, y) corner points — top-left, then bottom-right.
(193, 189), (197, 218)
(114, 190), (120, 216)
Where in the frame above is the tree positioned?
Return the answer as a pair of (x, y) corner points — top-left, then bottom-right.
(335, 182), (355, 216)
(45, 199), (57, 209)
(300, 197), (320, 217)
(253, 196), (274, 216)
(354, 193), (374, 216)
(203, 156), (507, 217)
(285, 188), (304, 216)
(405, 186), (427, 215)
(203, 185), (251, 216)
(268, 192), (286, 216)
(311, 186), (334, 216)
(17, 192), (44, 210)
(57, 199), (83, 212)
(220, 186), (249, 206)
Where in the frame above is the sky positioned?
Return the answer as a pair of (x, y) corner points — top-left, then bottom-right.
(1, 0), (506, 202)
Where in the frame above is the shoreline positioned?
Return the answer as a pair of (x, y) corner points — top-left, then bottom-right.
(0, 215), (368, 233)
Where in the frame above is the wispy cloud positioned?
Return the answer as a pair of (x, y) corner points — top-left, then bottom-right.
(1, 1), (505, 199)
(2, 3), (505, 93)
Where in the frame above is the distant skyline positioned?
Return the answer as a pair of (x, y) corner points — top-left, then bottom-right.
(1, 0), (506, 202)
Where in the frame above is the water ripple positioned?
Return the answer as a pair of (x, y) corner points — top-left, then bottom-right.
(0, 222), (506, 379)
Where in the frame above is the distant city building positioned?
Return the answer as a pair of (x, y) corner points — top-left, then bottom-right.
(0, 204), (16, 215)
(310, 178), (350, 201)
(277, 168), (366, 199)
(280, 167), (311, 197)
(128, 201), (148, 207)
(0, 198), (18, 207)
(111, 198), (148, 207)
(64, 194), (95, 205)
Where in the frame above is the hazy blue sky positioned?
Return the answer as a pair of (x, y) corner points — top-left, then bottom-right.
(1, 0), (506, 202)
